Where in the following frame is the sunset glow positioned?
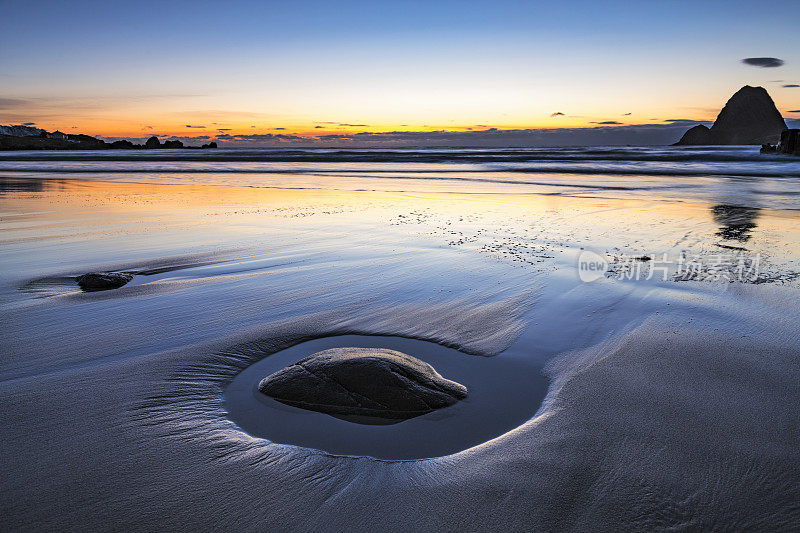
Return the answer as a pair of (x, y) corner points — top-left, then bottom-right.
(2, 0), (798, 145)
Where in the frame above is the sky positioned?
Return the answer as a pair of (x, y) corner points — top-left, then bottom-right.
(1, 0), (799, 146)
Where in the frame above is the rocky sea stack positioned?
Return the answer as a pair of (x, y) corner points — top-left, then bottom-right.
(259, 347), (468, 421)
(674, 85), (787, 145)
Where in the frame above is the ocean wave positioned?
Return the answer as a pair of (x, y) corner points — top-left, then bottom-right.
(1, 146), (798, 164)
(1, 147), (798, 179)
(1, 164), (798, 178)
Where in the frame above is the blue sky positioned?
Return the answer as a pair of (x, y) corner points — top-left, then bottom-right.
(1, 0), (798, 145)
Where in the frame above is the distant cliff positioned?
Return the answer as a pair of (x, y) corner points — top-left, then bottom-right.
(0, 125), (44, 137)
(674, 86), (787, 145)
(0, 127), (217, 151)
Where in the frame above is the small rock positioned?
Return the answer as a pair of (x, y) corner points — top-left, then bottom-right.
(76, 272), (134, 291)
(259, 347), (468, 420)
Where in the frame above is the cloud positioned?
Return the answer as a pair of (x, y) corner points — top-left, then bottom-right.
(314, 126), (323, 129)
(185, 124), (206, 128)
(21, 122), (36, 126)
(216, 133), (304, 141)
(550, 112), (565, 117)
(783, 84), (800, 88)
(338, 123), (369, 127)
(143, 125), (153, 130)
(274, 127), (286, 130)
(590, 121), (622, 125)
(217, 128), (231, 131)
(309, 123), (709, 147)
(0, 97), (29, 109)
(741, 57), (784, 68)
(661, 119), (704, 126)
(788, 109), (800, 113)
(622, 112), (632, 116)
(170, 121), (723, 147)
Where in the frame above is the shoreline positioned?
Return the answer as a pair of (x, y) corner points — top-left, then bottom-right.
(1, 169), (799, 529)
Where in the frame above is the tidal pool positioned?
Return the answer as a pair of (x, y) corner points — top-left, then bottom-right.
(225, 334), (548, 460)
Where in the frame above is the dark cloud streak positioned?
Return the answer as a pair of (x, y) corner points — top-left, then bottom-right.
(741, 57), (784, 68)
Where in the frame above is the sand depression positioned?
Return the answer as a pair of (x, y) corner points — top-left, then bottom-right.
(225, 335), (548, 460)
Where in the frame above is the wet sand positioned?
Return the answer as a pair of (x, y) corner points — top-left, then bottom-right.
(1, 177), (799, 530)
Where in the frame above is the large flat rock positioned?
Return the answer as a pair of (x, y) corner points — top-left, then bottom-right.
(258, 347), (468, 420)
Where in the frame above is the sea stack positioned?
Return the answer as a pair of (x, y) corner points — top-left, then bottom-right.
(778, 129), (800, 156)
(259, 347), (468, 421)
(674, 86), (787, 145)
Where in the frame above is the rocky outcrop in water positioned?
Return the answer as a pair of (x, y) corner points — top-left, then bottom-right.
(675, 86), (787, 145)
(259, 347), (468, 420)
(778, 129), (799, 155)
(144, 136), (161, 149)
(110, 140), (135, 149)
(76, 272), (134, 291)
(761, 130), (800, 156)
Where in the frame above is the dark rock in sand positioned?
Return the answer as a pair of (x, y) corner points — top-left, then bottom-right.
(675, 85), (787, 145)
(259, 347), (468, 420)
(144, 136), (161, 149)
(76, 272), (134, 291)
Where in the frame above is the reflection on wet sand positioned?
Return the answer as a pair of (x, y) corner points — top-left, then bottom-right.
(0, 178), (44, 193)
(712, 204), (761, 242)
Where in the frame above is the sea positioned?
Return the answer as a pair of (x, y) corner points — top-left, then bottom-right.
(1, 145), (799, 208)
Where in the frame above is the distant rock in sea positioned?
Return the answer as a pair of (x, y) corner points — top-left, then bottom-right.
(674, 85), (787, 145)
(259, 347), (468, 421)
(777, 129), (800, 156)
(110, 139), (135, 149)
(76, 272), (134, 291)
(144, 136), (161, 149)
(675, 124), (713, 145)
(162, 139), (184, 149)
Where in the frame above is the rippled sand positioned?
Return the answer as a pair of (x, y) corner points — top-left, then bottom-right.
(1, 177), (799, 530)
